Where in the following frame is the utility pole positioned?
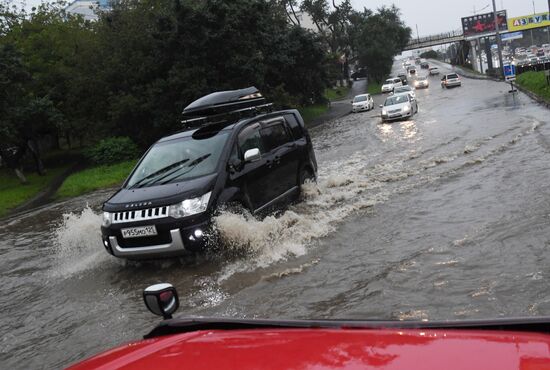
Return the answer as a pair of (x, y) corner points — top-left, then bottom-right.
(492, 0), (504, 78)
(416, 24), (420, 43)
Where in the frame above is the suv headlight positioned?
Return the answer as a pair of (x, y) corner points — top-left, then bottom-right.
(169, 192), (211, 218)
(382, 109), (387, 115)
(102, 212), (112, 227)
(403, 105), (410, 112)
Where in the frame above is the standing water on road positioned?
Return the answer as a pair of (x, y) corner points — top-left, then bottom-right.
(2, 62), (550, 368)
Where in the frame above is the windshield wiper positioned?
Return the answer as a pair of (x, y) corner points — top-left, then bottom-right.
(129, 159), (189, 189)
(156, 154), (212, 185)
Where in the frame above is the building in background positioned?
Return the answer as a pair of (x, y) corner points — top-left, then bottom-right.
(65, 0), (109, 21)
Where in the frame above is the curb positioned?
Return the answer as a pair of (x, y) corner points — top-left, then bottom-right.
(513, 83), (550, 109)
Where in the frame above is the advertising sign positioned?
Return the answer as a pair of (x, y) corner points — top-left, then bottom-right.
(501, 31), (523, 42)
(461, 10), (508, 37)
(503, 63), (516, 82)
(508, 12), (550, 32)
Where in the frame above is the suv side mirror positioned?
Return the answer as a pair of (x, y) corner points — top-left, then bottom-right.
(244, 148), (261, 162)
(143, 283), (179, 320)
(379, 104), (383, 108)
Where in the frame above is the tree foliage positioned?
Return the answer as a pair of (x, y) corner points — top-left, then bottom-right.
(0, 0), (409, 170)
(0, 0), (331, 151)
(352, 5), (411, 83)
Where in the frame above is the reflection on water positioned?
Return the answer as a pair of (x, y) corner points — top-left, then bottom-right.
(378, 123), (394, 141)
(400, 121), (418, 140)
(377, 120), (418, 142)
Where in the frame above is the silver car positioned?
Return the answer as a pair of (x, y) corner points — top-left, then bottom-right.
(392, 85), (416, 99)
(351, 94), (374, 112)
(381, 77), (403, 93)
(414, 76), (429, 89)
(380, 93), (418, 122)
(441, 73), (461, 88)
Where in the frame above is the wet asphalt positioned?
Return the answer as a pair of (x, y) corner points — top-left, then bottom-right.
(1, 60), (550, 369)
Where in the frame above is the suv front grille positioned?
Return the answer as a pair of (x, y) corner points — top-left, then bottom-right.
(112, 206), (169, 224)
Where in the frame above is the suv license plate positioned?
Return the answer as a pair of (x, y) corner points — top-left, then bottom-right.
(121, 225), (158, 238)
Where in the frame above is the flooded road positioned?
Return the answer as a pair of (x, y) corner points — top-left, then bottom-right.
(2, 61), (550, 369)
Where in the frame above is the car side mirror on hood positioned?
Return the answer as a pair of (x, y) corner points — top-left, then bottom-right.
(143, 283), (179, 320)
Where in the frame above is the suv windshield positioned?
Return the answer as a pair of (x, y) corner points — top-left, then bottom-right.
(447, 74), (459, 79)
(353, 95), (368, 102)
(126, 131), (229, 188)
(384, 79), (395, 84)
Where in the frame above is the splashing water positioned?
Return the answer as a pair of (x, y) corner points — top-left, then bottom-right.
(52, 205), (113, 277)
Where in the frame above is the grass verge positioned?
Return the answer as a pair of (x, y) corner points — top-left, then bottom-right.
(56, 160), (137, 198)
(298, 104), (329, 125)
(324, 86), (350, 101)
(0, 166), (69, 217)
(367, 82), (382, 95)
(516, 71), (550, 102)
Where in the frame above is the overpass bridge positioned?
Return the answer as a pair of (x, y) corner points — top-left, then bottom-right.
(404, 30), (464, 51)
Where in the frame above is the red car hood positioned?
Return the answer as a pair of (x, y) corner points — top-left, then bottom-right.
(68, 328), (550, 369)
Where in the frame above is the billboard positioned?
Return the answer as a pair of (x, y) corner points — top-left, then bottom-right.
(507, 12), (550, 32)
(461, 10), (508, 37)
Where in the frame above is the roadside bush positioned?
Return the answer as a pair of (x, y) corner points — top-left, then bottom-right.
(84, 137), (139, 165)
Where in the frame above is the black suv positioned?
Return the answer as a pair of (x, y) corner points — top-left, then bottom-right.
(100, 87), (317, 259)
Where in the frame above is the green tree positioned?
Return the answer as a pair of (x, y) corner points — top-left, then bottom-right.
(353, 6), (411, 83)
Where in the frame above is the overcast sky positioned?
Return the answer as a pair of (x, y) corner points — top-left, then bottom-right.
(351, 0), (549, 35)
(21, 0), (550, 35)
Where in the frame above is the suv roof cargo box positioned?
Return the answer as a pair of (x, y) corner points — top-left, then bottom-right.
(181, 87), (272, 128)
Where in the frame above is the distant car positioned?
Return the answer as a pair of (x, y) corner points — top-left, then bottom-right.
(528, 56), (539, 65)
(351, 94), (374, 113)
(381, 77), (403, 93)
(408, 67), (416, 75)
(351, 68), (367, 80)
(380, 92), (418, 122)
(429, 67), (439, 75)
(414, 75), (429, 89)
(397, 72), (408, 85)
(441, 73), (461, 88)
(392, 85), (416, 99)
(420, 62), (429, 69)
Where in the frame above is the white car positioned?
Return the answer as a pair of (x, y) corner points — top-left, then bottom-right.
(414, 76), (429, 89)
(351, 94), (374, 113)
(441, 73), (461, 88)
(429, 67), (439, 75)
(380, 92), (418, 122)
(381, 77), (403, 93)
(392, 85), (416, 99)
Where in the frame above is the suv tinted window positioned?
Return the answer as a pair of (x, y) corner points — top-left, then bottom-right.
(238, 124), (264, 156)
(285, 114), (304, 139)
(447, 74), (458, 79)
(261, 122), (291, 152)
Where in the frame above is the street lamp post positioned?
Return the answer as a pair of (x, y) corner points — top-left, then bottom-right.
(492, 0), (504, 78)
